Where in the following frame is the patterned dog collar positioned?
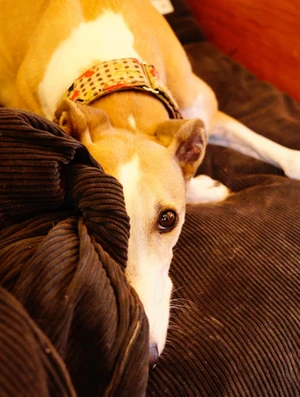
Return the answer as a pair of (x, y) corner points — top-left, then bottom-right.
(63, 58), (182, 119)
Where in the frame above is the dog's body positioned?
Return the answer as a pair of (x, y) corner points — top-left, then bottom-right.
(1, 0), (300, 364)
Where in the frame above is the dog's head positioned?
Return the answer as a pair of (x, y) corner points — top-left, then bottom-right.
(55, 99), (207, 364)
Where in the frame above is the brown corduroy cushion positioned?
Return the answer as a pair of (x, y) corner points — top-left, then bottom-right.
(0, 286), (76, 397)
(0, 108), (149, 397)
(147, 2), (300, 396)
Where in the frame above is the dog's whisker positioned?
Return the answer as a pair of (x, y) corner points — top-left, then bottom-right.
(164, 335), (177, 350)
(170, 296), (201, 314)
(171, 285), (184, 294)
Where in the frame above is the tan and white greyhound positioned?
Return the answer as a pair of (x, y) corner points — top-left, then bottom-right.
(1, 0), (299, 366)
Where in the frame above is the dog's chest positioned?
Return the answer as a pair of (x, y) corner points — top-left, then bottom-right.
(39, 10), (141, 118)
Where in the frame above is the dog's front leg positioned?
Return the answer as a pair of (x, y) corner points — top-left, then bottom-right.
(186, 174), (230, 204)
(210, 111), (300, 180)
(180, 74), (299, 204)
(186, 108), (300, 204)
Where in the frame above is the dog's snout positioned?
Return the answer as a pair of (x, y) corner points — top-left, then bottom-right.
(149, 343), (159, 369)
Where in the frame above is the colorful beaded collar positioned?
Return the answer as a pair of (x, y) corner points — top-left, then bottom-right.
(63, 57), (182, 119)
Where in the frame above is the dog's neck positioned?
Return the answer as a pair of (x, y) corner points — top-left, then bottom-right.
(62, 57), (182, 135)
(91, 90), (170, 136)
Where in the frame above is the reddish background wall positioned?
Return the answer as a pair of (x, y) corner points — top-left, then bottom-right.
(186, 0), (300, 101)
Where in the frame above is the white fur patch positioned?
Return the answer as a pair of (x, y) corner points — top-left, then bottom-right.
(39, 10), (141, 118)
(118, 155), (140, 208)
(128, 114), (137, 131)
(187, 175), (230, 204)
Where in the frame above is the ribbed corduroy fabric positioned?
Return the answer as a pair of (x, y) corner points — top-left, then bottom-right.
(0, 286), (76, 397)
(148, 179), (300, 396)
(147, 2), (300, 395)
(0, 108), (149, 396)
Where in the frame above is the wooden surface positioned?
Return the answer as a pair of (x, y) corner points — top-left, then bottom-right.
(186, 0), (300, 102)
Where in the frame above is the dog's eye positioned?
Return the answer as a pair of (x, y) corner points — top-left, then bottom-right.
(157, 210), (177, 233)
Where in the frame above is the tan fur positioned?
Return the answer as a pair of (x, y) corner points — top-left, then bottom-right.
(54, 99), (206, 180)
(0, 0), (196, 117)
(52, 97), (206, 358)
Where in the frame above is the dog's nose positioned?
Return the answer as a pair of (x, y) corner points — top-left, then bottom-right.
(149, 343), (159, 369)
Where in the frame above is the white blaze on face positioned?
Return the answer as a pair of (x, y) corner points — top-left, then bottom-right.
(117, 155), (173, 354)
(118, 155), (140, 222)
(39, 10), (141, 118)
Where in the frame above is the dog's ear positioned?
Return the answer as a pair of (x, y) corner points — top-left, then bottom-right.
(156, 118), (207, 181)
(54, 98), (113, 144)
